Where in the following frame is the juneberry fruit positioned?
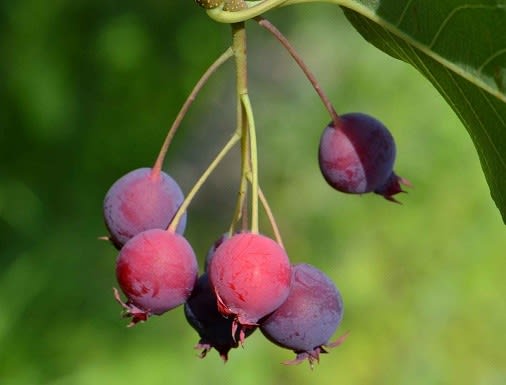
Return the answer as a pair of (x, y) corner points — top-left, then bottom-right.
(103, 167), (186, 249)
(203, 232), (230, 272)
(184, 273), (256, 362)
(114, 228), (198, 326)
(208, 232), (292, 342)
(260, 263), (346, 367)
(318, 112), (409, 202)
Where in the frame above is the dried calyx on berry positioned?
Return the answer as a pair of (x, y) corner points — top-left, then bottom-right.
(185, 273), (256, 362)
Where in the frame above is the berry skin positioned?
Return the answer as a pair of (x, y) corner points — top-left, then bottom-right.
(103, 167), (186, 249)
(260, 263), (346, 367)
(208, 232), (292, 342)
(114, 228), (198, 326)
(318, 113), (409, 202)
(203, 233), (230, 272)
(184, 273), (256, 362)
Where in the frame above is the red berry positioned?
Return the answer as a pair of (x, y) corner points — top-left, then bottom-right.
(208, 232), (292, 342)
(114, 228), (198, 326)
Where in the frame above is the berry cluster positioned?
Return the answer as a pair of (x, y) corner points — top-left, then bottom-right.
(101, 4), (409, 368)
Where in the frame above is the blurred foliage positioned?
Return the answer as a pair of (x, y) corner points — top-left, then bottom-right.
(0, 2), (504, 385)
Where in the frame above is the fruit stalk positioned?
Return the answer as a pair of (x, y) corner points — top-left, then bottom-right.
(255, 17), (341, 128)
(256, 183), (284, 248)
(167, 132), (241, 233)
(152, 47), (234, 175)
(231, 22), (260, 233)
(229, 24), (250, 234)
(241, 93), (260, 233)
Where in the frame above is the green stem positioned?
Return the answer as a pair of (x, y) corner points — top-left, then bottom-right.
(256, 17), (341, 128)
(152, 47), (234, 176)
(247, 177), (284, 248)
(206, 1), (376, 24)
(232, 23), (248, 95)
(258, 187), (283, 247)
(229, 100), (250, 235)
(207, 0), (284, 23)
(167, 132), (241, 233)
(241, 93), (259, 233)
(229, 23), (249, 234)
(229, 22), (261, 233)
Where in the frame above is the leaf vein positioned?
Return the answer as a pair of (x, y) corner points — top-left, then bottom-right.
(429, 4), (505, 49)
(478, 48), (506, 73)
(396, 0), (415, 27)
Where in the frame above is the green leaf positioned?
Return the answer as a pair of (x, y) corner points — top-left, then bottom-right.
(338, 0), (506, 223)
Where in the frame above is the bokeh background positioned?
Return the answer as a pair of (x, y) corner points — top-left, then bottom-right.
(1, 2), (505, 385)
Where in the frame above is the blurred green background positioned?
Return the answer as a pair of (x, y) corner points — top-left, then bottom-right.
(1, 2), (505, 385)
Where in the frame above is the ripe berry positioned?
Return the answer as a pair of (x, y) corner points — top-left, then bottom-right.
(114, 228), (198, 326)
(103, 167), (186, 249)
(203, 233), (229, 272)
(318, 112), (409, 202)
(260, 263), (346, 367)
(184, 273), (256, 362)
(208, 232), (292, 342)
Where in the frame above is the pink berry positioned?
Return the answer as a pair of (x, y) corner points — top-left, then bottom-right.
(114, 228), (198, 325)
(208, 232), (292, 341)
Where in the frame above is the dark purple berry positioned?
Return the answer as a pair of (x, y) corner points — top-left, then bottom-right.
(184, 273), (256, 362)
(208, 232), (292, 342)
(103, 167), (186, 249)
(318, 112), (409, 202)
(260, 263), (346, 367)
(114, 228), (198, 326)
